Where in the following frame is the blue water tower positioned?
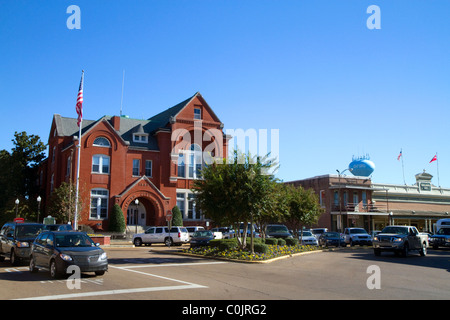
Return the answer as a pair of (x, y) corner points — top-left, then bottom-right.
(349, 155), (375, 177)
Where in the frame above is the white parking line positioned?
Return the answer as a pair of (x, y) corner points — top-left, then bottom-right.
(14, 261), (216, 300)
(16, 284), (206, 300)
(113, 261), (227, 269)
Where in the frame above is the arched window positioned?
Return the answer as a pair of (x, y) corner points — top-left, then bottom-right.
(93, 137), (111, 147)
(178, 144), (203, 179)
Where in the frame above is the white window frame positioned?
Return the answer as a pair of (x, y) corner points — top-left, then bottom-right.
(90, 188), (109, 220)
(194, 107), (201, 120)
(177, 144), (203, 179)
(92, 155), (110, 174)
(133, 134), (148, 143)
(176, 189), (201, 220)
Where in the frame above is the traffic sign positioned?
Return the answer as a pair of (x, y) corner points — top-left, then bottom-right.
(166, 210), (173, 222)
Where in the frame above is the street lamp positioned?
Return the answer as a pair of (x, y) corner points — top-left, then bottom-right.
(134, 199), (139, 234)
(15, 199), (19, 218)
(37, 196), (42, 223)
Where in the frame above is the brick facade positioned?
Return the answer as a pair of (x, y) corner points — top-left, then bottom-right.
(38, 92), (229, 231)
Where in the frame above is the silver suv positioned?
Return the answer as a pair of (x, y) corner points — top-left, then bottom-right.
(132, 226), (189, 247)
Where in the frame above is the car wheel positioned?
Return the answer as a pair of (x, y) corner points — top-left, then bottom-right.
(133, 238), (143, 247)
(419, 242), (427, 256)
(10, 250), (19, 266)
(374, 249), (381, 256)
(349, 239), (354, 247)
(402, 243), (409, 257)
(164, 237), (173, 247)
(50, 260), (61, 279)
(29, 256), (39, 273)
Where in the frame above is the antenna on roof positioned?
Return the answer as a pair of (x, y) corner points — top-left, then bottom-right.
(120, 69), (125, 117)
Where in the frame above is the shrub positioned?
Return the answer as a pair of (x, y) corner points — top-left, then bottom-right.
(253, 243), (269, 254)
(109, 204), (126, 233)
(285, 238), (299, 246)
(265, 238), (278, 245)
(277, 238), (286, 246)
(209, 239), (238, 250)
(219, 240), (238, 251)
(171, 205), (183, 226)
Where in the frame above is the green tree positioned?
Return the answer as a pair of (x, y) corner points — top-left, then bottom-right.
(193, 150), (276, 251)
(0, 131), (46, 223)
(285, 184), (324, 238)
(172, 205), (183, 226)
(109, 204), (126, 233)
(46, 182), (85, 224)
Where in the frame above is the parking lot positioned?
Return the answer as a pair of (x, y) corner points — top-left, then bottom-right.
(0, 246), (449, 301)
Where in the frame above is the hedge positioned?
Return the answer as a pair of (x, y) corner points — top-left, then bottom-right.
(277, 238), (286, 246)
(264, 238), (278, 245)
(285, 238), (299, 246)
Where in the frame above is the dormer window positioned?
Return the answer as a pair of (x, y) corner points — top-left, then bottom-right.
(194, 107), (201, 120)
(132, 124), (148, 143)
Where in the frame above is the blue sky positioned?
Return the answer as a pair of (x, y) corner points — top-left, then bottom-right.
(1, 1), (449, 186)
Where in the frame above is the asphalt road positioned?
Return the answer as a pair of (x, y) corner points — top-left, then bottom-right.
(0, 246), (448, 301)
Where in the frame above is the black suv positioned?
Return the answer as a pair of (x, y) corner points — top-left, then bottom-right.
(0, 222), (44, 265)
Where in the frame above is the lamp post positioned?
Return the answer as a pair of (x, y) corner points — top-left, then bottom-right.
(134, 199), (139, 234)
(15, 199), (19, 218)
(37, 196), (41, 223)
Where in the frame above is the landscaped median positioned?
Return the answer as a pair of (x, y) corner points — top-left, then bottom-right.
(181, 238), (320, 263)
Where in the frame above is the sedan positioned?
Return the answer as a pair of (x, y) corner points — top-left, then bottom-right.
(30, 231), (108, 278)
(299, 231), (319, 246)
(318, 232), (345, 248)
(190, 230), (216, 248)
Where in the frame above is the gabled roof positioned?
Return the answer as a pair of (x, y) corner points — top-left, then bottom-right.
(51, 92), (221, 151)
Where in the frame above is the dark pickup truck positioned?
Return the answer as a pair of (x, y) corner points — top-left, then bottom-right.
(372, 225), (428, 257)
(0, 222), (43, 265)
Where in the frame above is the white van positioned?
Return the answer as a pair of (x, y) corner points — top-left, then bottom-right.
(133, 226), (189, 246)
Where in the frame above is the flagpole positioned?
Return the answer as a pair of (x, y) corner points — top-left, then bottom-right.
(74, 70), (84, 230)
(401, 149), (406, 185)
(436, 152), (440, 188)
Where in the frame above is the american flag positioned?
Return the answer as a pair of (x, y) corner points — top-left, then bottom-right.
(76, 71), (84, 127)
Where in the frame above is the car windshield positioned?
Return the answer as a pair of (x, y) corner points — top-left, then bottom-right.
(323, 232), (340, 238)
(312, 229), (325, 234)
(301, 231), (313, 237)
(193, 231), (213, 237)
(16, 225), (43, 237)
(381, 226), (408, 235)
(437, 228), (450, 235)
(55, 233), (95, 247)
(350, 228), (368, 234)
(267, 226), (288, 233)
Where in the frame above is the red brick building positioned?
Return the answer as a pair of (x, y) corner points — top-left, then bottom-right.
(38, 92), (229, 231)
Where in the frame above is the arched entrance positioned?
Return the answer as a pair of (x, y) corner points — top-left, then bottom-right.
(125, 196), (157, 229)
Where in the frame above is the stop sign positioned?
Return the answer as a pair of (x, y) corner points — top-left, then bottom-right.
(166, 210), (173, 222)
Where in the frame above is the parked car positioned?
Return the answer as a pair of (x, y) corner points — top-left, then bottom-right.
(211, 227), (235, 239)
(318, 232), (345, 247)
(430, 218), (450, 249)
(43, 224), (73, 231)
(311, 228), (328, 240)
(265, 224), (293, 239)
(372, 225), (428, 257)
(0, 221), (44, 265)
(185, 226), (205, 239)
(190, 230), (216, 248)
(132, 226), (189, 246)
(29, 231), (108, 278)
(298, 230), (318, 246)
(343, 228), (372, 246)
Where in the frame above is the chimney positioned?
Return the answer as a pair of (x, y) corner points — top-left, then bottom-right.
(111, 116), (120, 131)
